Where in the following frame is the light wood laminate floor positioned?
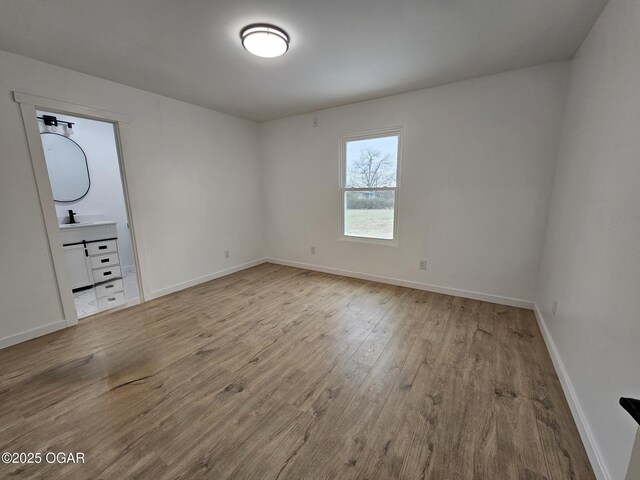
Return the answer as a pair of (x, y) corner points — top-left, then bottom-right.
(0, 263), (594, 479)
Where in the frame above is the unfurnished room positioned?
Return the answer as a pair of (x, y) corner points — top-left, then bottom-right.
(0, 1), (638, 479)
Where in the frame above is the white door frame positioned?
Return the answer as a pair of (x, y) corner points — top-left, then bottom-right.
(13, 91), (145, 327)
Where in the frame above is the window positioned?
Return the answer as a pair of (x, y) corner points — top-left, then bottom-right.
(341, 129), (401, 242)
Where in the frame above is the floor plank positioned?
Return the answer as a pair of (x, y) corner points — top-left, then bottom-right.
(0, 263), (594, 479)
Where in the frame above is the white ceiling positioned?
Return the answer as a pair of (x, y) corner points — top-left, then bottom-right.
(0, 0), (607, 122)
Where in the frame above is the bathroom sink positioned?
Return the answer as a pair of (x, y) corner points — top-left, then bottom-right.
(59, 221), (116, 229)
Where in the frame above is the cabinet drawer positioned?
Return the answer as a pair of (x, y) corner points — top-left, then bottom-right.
(90, 253), (120, 269)
(96, 278), (124, 298)
(98, 292), (125, 310)
(87, 239), (117, 256)
(93, 265), (122, 284)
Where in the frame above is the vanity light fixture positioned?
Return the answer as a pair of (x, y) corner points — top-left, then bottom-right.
(38, 115), (74, 130)
(38, 114), (74, 135)
(240, 24), (289, 58)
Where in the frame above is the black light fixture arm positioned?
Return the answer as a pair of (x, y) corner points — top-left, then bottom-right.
(620, 397), (640, 425)
(37, 114), (74, 128)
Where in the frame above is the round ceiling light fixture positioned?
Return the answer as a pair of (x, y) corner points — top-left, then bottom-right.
(240, 24), (289, 58)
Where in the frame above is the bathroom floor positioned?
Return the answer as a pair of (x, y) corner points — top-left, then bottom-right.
(73, 268), (140, 319)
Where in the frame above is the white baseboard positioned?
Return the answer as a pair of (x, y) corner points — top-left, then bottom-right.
(265, 258), (533, 309)
(147, 258), (267, 300)
(0, 320), (68, 350)
(533, 304), (610, 480)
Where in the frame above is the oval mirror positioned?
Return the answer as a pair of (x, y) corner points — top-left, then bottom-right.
(41, 132), (90, 202)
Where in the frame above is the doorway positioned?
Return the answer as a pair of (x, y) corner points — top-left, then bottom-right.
(15, 92), (144, 327)
(37, 111), (140, 318)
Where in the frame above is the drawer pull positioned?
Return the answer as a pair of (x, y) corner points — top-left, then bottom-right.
(108, 297), (116, 302)
(98, 245), (107, 250)
(105, 284), (114, 289)
(101, 258), (109, 263)
(103, 271), (112, 276)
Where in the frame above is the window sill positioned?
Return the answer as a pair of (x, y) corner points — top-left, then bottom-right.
(339, 235), (398, 247)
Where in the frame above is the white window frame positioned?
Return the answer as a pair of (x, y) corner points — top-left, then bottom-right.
(339, 127), (402, 245)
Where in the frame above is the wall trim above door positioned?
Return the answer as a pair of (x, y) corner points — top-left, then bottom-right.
(14, 92), (130, 123)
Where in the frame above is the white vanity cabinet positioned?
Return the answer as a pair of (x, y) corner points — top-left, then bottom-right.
(63, 244), (93, 289)
(60, 221), (125, 312)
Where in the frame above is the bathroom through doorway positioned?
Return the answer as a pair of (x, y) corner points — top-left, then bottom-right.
(37, 110), (141, 319)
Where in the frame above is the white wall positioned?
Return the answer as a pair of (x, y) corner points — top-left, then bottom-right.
(0, 50), (264, 345)
(260, 63), (570, 305)
(535, 0), (640, 478)
(38, 112), (136, 269)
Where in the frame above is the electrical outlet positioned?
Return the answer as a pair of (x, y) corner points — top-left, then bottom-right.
(224, 250), (230, 259)
(310, 246), (316, 255)
(552, 299), (558, 316)
(419, 260), (427, 270)
(312, 116), (319, 128)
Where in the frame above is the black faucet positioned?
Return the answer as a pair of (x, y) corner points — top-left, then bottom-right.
(68, 209), (78, 224)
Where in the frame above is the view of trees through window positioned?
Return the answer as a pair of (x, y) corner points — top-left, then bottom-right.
(343, 134), (399, 240)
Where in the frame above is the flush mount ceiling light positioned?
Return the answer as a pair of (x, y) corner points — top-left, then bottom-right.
(240, 24), (289, 58)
